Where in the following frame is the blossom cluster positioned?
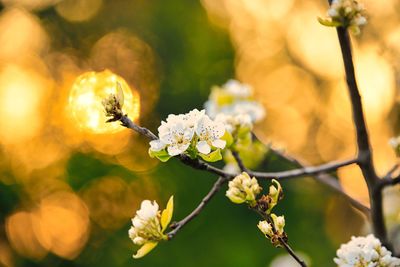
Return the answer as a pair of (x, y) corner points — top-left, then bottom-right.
(204, 79), (266, 123)
(319, 0), (367, 35)
(149, 109), (230, 162)
(334, 234), (400, 267)
(226, 172), (262, 205)
(129, 196), (174, 258)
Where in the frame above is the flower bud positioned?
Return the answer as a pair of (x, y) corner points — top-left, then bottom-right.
(226, 172), (262, 205)
(257, 220), (274, 237)
(271, 214), (285, 235)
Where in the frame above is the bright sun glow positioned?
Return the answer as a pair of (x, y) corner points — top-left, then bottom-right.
(68, 70), (140, 134)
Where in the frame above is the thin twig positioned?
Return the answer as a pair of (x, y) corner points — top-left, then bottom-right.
(259, 145), (370, 215)
(250, 158), (358, 180)
(383, 163), (400, 179)
(279, 238), (307, 267)
(167, 176), (228, 239)
(231, 149), (249, 172)
(119, 115), (355, 182)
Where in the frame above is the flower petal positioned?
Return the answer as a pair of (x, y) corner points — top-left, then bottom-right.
(161, 195), (174, 232)
(196, 140), (211, 155)
(212, 139), (226, 149)
(132, 242), (158, 259)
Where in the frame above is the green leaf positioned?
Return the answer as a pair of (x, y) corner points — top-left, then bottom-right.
(132, 242), (158, 259)
(317, 17), (342, 27)
(199, 149), (222, 162)
(161, 195), (174, 232)
(148, 148), (172, 162)
(221, 130), (234, 148)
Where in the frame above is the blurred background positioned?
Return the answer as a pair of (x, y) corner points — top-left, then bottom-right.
(0, 0), (400, 266)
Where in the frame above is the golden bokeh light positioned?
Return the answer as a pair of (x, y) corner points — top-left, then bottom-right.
(68, 70), (140, 134)
(0, 65), (50, 145)
(6, 211), (48, 260)
(32, 192), (90, 259)
(55, 0), (103, 22)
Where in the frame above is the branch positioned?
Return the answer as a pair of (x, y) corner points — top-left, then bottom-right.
(120, 115), (231, 178)
(231, 149), (249, 172)
(249, 158), (357, 180)
(334, 25), (385, 242)
(258, 145), (370, 215)
(167, 176), (228, 239)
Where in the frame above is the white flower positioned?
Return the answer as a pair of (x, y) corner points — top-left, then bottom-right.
(226, 172), (262, 204)
(158, 119), (194, 156)
(128, 196), (174, 259)
(334, 234), (400, 267)
(215, 113), (252, 134)
(149, 139), (166, 152)
(223, 79), (252, 98)
(195, 115), (226, 155)
(389, 136), (400, 150)
(258, 220), (273, 237)
(129, 200), (163, 246)
(326, 0), (367, 34)
(204, 79), (266, 123)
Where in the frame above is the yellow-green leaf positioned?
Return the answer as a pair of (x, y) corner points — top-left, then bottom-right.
(148, 148), (172, 162)
(116, 82), (124, 106)
(132, 242), (158, 259)
(161, 195), (174, 232)
(317, 17), (342, 27)
(199, 149), (222, 162)
(221, 130), (234, 148)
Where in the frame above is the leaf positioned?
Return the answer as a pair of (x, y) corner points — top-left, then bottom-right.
(199, 149), (222, 162)
(221, 130), (234, 148)
(148, 149), (172, 162)
(317, 17), (342, 27)
(132, 242), (158, 259)
(161, 195), (174, 232)
(116, 82), (124, 107)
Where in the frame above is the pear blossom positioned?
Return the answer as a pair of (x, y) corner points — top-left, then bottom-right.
(129, 196), (174, 259)
(149, 109), (228, 161)
(320, 0), (367, 35)
(215, 113), (252, 134)
(226, 172), (262, 205)
(334, 234), (400, 267)
(195, 115), (226, 155)
(204, 79), (266, 123)
(158, 120), (194, 156)
(389, 136), (400, 157)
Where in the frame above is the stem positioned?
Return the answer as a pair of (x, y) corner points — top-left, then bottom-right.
(335, 26), (386, 243)
(259, 145), (370, 215)
(250, 158), (358, 180)
(279, 238), (307, 267)
(167, 176), (228, 239)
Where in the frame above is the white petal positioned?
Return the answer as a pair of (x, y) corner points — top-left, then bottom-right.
(149, 140), (166, 151)
(212, 139), (226, 149)
(196, 141), (211, 154)
(167, 145), (184, 156)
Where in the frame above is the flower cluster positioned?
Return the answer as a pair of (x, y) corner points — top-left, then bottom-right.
(389, 136), (400, 157)
(258, 214), (286, 247)
(256, 180), (286, 247)
(204, 79), (266, 123)
(319, 0), (367, 35)
(334, 234), (400, 267)
(226, 172), (262, 206)
(129, 196), (174, 258)
(102, 82), (124, 122)
(149, 109), (230, 162)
